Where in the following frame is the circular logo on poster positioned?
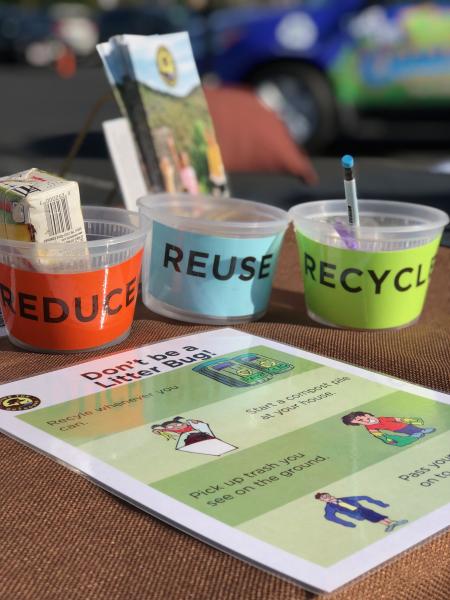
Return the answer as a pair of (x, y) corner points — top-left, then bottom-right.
(0, 394), (41, 411)
(156, 45), (177, 87)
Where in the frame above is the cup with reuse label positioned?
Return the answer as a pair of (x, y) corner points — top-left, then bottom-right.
(138, 194), (289, 324)
(289, 199), (448, 329)
(0, 206), (145, 352)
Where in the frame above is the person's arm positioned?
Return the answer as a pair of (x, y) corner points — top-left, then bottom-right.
(325, 505), (356, 528)
(353, 495), (389, 508)
(152, 428), (174, 442)
(401, 417), (424, 426)
(188, 420), (214, 436)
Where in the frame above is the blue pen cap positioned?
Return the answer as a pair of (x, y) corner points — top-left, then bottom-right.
(341, 155), (354, 169)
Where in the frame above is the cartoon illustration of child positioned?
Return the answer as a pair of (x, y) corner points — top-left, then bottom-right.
(315, 492), (408, 533)
(341, 411), (436, 446)
(151, 416), (237, 456)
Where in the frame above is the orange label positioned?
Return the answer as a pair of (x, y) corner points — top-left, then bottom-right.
(0, 250), (143, 352)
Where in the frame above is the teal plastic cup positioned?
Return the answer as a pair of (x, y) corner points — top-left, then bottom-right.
(138, 194), (289, 324)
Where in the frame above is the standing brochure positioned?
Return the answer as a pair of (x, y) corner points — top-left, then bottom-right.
(97, 33), (229, 197)
(1, 328), (449, 593)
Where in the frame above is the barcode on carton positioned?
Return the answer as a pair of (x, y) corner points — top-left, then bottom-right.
(44, 194), (73, 236)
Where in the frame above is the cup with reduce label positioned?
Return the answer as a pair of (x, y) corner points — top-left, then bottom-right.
(0, 206), (145, 352)
(138, 194), (289, 324)
(289, 200), (449, 329)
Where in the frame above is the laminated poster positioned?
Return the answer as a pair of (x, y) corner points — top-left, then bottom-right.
(1, 328), (449, 593)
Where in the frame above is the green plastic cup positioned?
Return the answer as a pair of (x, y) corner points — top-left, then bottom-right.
(289, 200), (449, 329)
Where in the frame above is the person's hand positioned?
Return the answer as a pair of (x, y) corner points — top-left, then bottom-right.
(403, 417), (423, 425)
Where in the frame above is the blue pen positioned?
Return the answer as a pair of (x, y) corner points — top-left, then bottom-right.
(341, 155), (360, 227)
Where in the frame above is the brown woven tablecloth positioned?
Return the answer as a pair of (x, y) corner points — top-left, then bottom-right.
(1, 229), (449, 600)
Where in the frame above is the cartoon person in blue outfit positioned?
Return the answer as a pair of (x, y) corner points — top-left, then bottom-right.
(315, 492), (408, 533)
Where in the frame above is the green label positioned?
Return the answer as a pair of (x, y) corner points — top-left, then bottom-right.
(295, 233), (440, 329)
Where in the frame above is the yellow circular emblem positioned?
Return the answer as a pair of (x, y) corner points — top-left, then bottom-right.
(0, 394), (41, 411)
(156, 46), (177, 87)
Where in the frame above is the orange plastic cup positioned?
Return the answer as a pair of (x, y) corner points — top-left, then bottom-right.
(0, 206), (145, 353)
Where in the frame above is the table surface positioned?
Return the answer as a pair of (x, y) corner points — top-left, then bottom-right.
(0, 229), (449, 600)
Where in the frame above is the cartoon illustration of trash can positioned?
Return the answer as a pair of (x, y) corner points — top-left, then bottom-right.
(193, 357), (273, 387)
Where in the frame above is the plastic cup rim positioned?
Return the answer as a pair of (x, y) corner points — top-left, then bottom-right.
(0, 205), (146, 252)
(138, 193), (290, 234)
(289, 199), (449, 236)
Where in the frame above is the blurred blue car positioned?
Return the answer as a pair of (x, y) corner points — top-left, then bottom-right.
(198, 1), (450, 148)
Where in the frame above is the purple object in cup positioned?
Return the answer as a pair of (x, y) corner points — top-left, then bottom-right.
(334, 220), (358, 249)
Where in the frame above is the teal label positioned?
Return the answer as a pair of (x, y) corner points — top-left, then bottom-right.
(148, 222), (284, 317)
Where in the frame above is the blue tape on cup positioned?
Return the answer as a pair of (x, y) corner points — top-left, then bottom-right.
(147, 221), (284, 318)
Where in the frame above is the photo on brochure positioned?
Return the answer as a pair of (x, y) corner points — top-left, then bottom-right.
(97, 33), (228, 197)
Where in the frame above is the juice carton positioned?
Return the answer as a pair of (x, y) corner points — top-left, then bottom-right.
(0, 168), (86, 244)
